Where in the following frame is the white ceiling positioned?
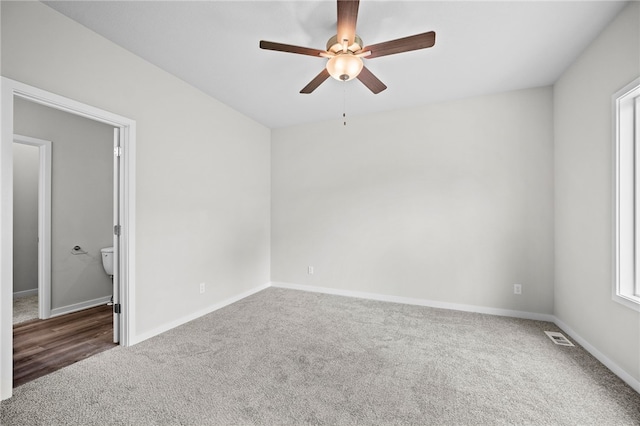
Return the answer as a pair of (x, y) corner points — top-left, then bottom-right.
(43, 1), (628, 129)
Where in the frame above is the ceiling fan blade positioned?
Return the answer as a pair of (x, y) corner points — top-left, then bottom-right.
(260, 40), (326, 58)
(337, 0), (360, 47)
(300, 69), (331, 94)
(364, 31), (436, 59)
(357, 66), (387, 94)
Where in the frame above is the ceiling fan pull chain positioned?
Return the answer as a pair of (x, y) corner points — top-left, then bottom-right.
(343, 84), (347, 126)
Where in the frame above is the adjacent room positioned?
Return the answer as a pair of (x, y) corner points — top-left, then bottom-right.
(1, 0), (639, 424)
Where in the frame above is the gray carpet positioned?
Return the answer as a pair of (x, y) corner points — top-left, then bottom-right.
(13, 295), (38, 325)
(1, 287), (639, 425)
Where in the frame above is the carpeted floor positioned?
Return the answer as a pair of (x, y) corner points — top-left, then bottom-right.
(13, 295), (38, 325)
(1, 287), (639, 425)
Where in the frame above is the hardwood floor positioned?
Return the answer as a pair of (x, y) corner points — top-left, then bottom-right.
(13, 304), (117, 388)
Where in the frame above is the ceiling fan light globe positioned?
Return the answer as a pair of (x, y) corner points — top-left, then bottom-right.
(326, 54), (363, 82)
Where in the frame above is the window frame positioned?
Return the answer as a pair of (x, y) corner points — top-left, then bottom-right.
(613, 77), (640, 311)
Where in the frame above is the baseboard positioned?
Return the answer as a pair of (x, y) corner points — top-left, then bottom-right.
(13, 289), (38, 300)
(50, 296), (112, 318)
(553, 317), (640, 393)
(131, 282), (271, 345)
(270, 281), (556, 322)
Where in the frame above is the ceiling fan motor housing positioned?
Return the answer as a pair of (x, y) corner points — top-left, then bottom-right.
(326, 34), (364, 54)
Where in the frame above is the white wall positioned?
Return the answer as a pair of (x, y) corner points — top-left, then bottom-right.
(14, 98), (114, 310)
(12, 142), (38, 295)
(554, 2), (640, 385)
(1, 1), (271, 336)
(272, 87), (555, 315)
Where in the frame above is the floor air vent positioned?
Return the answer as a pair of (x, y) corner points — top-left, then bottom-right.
(544, 331), (574, 347)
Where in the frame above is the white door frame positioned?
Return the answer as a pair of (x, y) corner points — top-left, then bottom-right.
(1, 77), (136, 400)
(13, 134), (52, 320)
(113, 128), (121, 344)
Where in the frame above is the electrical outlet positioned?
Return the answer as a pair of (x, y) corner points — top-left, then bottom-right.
(199, 282), (205, 294)
(514, 284), (522, 295)
(308, 266), (314, 275)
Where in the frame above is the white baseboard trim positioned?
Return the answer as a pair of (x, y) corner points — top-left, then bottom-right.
(270, 281), (556, 322)
(50, 296), (112, 318)
(131, 282), (270, 345)
(553, 317), (640, 393)
(13, 289), (38, 300)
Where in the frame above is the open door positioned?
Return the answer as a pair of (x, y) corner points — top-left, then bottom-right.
(112, 128), (121, 343)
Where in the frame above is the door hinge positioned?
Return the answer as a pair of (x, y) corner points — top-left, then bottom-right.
(114, 146), (122, 157)
(114, 225), (121, 236)
(114, 304), (121, 314)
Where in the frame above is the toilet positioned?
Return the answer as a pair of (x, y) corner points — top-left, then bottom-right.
(100, 246), (114, 277)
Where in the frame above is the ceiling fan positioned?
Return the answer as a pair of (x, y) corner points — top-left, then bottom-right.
(259, 0), (436, 95)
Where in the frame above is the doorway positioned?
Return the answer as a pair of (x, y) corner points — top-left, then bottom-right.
(12, 135), (51, 322)
(1, 77), (136, 400)
(12, 100), (117, 388)
(14, 98), (115, 322)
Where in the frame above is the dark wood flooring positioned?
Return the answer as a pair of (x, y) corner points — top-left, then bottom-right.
(13, 304), (116, 388)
